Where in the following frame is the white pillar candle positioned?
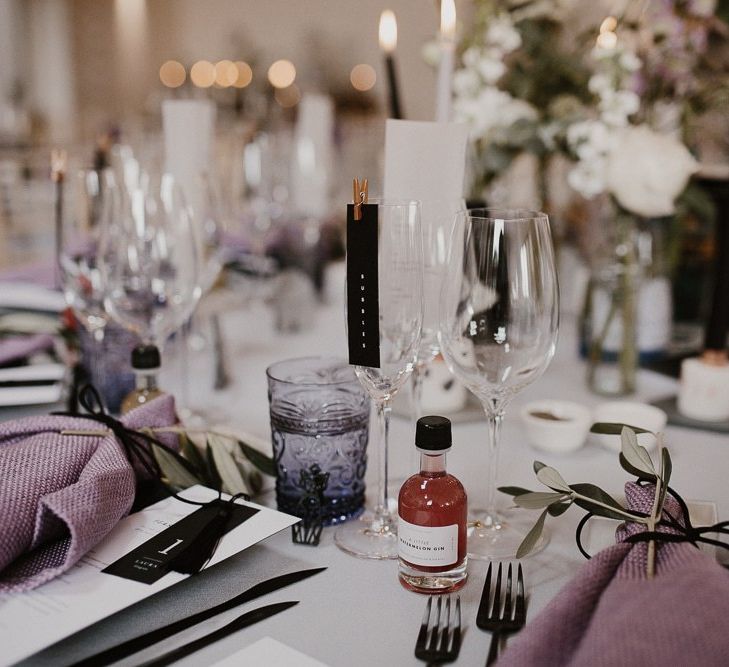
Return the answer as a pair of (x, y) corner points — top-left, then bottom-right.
(290, 93), (334, 219)
(435, 0), (456, 123)
(161, 99), (215, 213)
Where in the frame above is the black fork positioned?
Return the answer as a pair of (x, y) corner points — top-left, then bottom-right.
(476, 562), (526, 665)
(414, 594), (462, 664)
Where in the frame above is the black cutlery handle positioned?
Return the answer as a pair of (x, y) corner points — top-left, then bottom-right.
(71, 568), (324, 667)
(486, 631), (500, 666)
(140, 601), (299, 667)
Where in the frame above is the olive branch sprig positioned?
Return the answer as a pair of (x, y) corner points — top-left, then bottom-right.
(500, 423), (671, 577)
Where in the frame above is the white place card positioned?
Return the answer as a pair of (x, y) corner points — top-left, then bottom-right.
(0, 486), (298, 666)
(383, 120), (469, 340)
(212, 636), (329, 667)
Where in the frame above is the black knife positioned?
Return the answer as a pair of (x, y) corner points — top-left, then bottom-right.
(140, 600), (299, 667)
(71, 567), (325, 667)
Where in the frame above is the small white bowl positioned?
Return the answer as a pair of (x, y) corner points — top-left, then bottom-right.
(520, 400), (592, 454)
(591, 401), (667, 452)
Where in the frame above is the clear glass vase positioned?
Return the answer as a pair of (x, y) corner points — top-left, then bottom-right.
(582, 215), (641, 396)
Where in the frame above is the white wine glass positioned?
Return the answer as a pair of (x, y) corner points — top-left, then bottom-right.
(439, 208), (559, 560)
(101, 170), (201, 357)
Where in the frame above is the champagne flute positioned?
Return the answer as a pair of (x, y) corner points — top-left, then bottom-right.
(439, 208), (559, 560)
(334, 199), (423, 560)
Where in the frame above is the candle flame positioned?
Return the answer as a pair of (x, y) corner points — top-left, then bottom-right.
(440, 0), (456, 40)
(379, 10), (397, 53)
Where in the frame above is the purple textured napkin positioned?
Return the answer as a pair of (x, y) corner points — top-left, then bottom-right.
(0, 395), (178, 593)
(0, 261), (56, 289)
(0, 333), (55, 366)
(497, 482), (729, 667)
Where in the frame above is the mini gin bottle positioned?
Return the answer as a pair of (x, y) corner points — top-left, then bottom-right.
(120, 344), (165, 414)
(398, 416), (467, 593)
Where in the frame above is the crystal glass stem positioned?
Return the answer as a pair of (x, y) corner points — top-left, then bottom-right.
(483, 408), (504, 525)
(373, 399), (393, 528)
(409, 364), (424, 420)
(89, 324), (106, 391)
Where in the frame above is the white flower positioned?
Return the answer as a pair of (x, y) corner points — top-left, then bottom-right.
(422, 41), (442, 67)
(689, 0), (717, 18)
(606, 125), (699, 217)
(453, 68), (481, 96)
(486, 17), (522, 53)
(599, 90), (640, 127)
(501, 97), (537, 126)
(588, 74), (612, 95)
(567, 120), (613, 158)
(462, 47), (481, 69)
(453, 87), (536, 140)
(568, 159), (607, 198)
(619, 51), (642, 72)
(477, 56), (506, 84)
(538, 122), (560, 151)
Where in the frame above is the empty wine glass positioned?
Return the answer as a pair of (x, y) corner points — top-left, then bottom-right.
(101, 170), (201, 356)
(334, 199), (423, 560)
(59, 168), (111, 338)
(410, 198), (466, 418)
(439, 208), (559, 560)
(59, 168), (115, 395)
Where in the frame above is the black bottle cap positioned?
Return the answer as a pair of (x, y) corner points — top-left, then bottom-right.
(415, 415), (452, 452)
(131, 344), (161, 370)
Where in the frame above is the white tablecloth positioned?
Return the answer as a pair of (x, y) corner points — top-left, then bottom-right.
(14, 262), (729, 666)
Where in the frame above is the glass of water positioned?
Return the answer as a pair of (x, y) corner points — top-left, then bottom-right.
(266, 357), (370, 525)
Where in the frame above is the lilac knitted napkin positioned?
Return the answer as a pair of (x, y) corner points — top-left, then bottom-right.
(497, 482), (729, 667)
(0, 395), (178, 593)
(0, 333), (55, 366)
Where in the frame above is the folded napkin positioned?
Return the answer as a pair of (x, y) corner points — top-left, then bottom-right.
(0, 333), (55, 366)
(498, 482), (729, 667)
(0, 261), (56, 290)
(0, 395), (178, 594)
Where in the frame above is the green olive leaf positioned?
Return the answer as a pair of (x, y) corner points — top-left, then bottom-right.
(180, 433), (207, 475)
(209, 435), (250, 496)
(536, 464), (571, 492)
(513, 491), (568, 509)
(238, 440), (276, 477)
(621, 427), (656, 476)
(590, 422), (651, 435)
(658, 441), (672, 512)
(570, 483), (630, 521)
(205, 442), (223, 491)
(619, 453), (657, 481)
(547, 501), (572, 517)
(533, 461), (547, 473)
(152, 444), (201, 490)
(498, 486), (535, 497)
(516, 508), (548, 559)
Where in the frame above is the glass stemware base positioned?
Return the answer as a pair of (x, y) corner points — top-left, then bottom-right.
(467, 508), (549, 560)
(334, 510), (399, 560)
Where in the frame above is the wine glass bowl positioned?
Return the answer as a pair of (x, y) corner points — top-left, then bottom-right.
(439, 208), (559, 560)
(101, 171), (201, 350)
(59, 168), (113, 336)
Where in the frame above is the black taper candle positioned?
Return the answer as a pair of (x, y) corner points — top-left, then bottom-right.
(384, 54), (403, 120)
(699, 176), (729, 352)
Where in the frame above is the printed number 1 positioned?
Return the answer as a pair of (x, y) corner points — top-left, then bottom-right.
(158, 538), (183, 555)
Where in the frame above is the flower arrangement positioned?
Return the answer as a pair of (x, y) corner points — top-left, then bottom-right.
(452, 0), (728, 215)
